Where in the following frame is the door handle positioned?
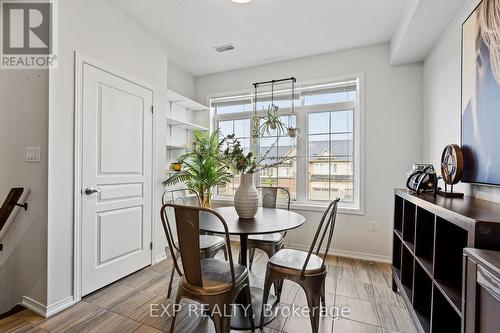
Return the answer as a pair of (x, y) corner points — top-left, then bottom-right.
(84, 187), (102, 195)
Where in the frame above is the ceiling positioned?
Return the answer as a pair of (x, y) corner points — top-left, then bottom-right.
(108, 0), (407, 76)
(390, 0), (469, 65)
(108, 0), (468, 77)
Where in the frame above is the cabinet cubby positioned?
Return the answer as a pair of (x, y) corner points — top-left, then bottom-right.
(394, 195), (403, 233)
(392, 189), (500, 333)
(403, 200), (416, 252)
(432, 286), (461, 333)
(392, 233), (402, 278)
(413, 263), (432, 333)
(415, 207), (435, 275)
(434, 217), (467, 310)
(401, 245), (414, 301)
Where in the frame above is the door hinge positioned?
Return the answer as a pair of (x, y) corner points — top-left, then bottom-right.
(151, 105), (154, 114)
(150, 242), (153, 250)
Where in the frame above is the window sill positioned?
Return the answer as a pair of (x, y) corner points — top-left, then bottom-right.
(211, 197), (364, 216)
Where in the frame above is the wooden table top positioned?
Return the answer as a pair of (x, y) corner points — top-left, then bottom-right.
(199, 206), (306, 235)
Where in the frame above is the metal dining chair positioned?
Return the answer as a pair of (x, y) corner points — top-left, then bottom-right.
(161, 204), (255, 333)
(161, 188), (227, 298)
(247, 186), (291, 270)
(260, 198), (340, 333)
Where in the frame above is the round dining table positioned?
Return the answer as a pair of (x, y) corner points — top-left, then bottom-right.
(199, 206), (306, 330)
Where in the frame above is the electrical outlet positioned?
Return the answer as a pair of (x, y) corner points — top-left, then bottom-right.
(369, 221), (377, 232)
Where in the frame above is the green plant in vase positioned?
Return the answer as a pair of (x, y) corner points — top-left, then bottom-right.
(163, 130), (231, 207)
(223, 134), (296, 218)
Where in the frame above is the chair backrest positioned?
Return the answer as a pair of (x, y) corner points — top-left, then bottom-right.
(161, 188), (201, 206)
(301, 198), (340, 276)
(160, 188), (201, 252)
(256, 186), (291, 210)
(160, 203), (236, 289)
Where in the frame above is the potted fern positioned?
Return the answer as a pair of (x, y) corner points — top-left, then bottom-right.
(163, 130), (231, 207)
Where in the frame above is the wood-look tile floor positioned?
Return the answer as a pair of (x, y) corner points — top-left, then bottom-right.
(0, 246), (418, 333)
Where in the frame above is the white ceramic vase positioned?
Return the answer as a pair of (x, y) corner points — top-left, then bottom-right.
(234, 173), (259, 219)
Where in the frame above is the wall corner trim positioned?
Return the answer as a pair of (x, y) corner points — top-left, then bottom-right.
(21, 296), (76, 318)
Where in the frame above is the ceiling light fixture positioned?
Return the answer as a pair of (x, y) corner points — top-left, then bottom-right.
(231, 0), (252, 3)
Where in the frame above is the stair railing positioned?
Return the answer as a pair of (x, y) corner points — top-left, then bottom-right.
(0, 188), (29, 251)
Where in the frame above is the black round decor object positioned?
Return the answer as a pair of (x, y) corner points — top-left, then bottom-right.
(441, 144), (464, 185)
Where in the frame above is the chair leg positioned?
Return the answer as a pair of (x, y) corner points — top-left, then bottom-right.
(242, 285), (255, 332)
(167, 253), (179, 298)
(304, 287), (321, 333)
(169, 291), (182, 333)
(260, 269), (274, 330)
(248, 247), (255, 270)
(212, 312), (231, 333)
(269, 245), (281, 297)
(223, 246), (228, 261)
(275, 279), (284, 303)
(320, 279), (326, 308)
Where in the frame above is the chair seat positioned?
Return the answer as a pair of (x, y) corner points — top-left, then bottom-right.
(173, 235), (225, 255)
(199, 235), (226, 251)
(248, 232), (283, 243)
(269, 248), (325, 273)
(181, 258), (247, 294)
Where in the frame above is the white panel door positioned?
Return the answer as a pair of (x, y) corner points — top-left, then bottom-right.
(81, 64), (153, 296)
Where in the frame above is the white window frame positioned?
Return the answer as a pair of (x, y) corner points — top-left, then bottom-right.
(208, 73), (365, 215)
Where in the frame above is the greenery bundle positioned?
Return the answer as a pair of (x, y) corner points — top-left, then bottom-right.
(222, 133), (295, 175)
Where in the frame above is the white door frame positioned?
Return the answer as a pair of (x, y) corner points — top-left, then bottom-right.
(73, 52), (158, 302)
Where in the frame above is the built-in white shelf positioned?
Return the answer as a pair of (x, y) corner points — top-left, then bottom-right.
(166, 90), (209, 112)
(166, 116), (209, 131)
(166, 144), (190, 150)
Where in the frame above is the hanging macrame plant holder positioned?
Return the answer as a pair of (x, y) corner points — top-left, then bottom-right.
(252, 77), (298, 140)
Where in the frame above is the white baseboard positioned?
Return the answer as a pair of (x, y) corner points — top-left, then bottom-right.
(229, 237), (391, 264)
(287, 242), (392, 264)
(155, 251), (167, 264)
(22, 296), (76, 318)
(21, 297), (46, 317)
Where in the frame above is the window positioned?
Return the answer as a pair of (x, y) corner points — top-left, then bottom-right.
(308, 110), (353, 202)
(259, 115), (297, 199)
(303, 83), (357, 106)
(216, 119), (250, 196)
(211, 76), (363, 213)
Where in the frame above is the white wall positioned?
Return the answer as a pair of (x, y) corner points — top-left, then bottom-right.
(167, 60), (196, 100)
(196, 43), (423, 261)
(47, 0), (169, 309)
(0, 70), (48, 313)
(422, 0), (500, 202)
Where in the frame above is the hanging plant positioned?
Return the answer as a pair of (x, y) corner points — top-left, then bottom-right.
(260, 104), (287, 136)
(251, 114), (260, 141)
(287, 127), (299, 138)
(286, 78), (299, 139)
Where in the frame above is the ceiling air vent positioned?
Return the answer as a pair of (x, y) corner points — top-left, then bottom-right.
(214, 44), (235, 53)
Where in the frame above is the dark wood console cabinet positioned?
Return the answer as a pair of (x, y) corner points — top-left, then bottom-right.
(392, 189), (500, 333)
(463, 248), (500, 333)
